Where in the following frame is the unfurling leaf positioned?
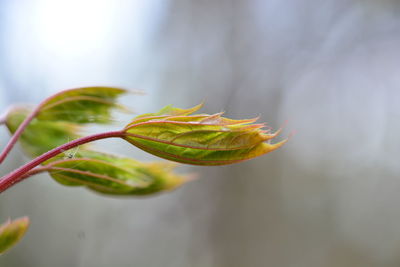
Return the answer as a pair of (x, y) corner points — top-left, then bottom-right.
(5, 86), (129, 156)
(3, 87), (286, 195)
(5, 107), (82, 157)
(36, 86), (129, 123)
(131, 103), (204, 122)
(5, 97), (191, 196)
(123, 105), (287, 165)
(46, 150), (189, 195)
(0, 217), (29, 254)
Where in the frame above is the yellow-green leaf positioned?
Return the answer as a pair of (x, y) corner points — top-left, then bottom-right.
(123, 105), (287, 165)
(36, 86), (129, 123)
(133, 103), (203, 119)
(0, 217), (29, 254)
(5, 102), (191, 196)
(6, 108), (80, 157)
(46, 150), (189, 195)
(5, 107), (82, 157)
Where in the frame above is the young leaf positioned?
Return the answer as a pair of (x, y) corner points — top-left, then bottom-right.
(123, 105), (287, 165)
(5, 105), (190, 196)
(46, 150), (189, 195)
(131, 103), (203, 122)
(36, 86), (129, 123)
(4, 87), (130, 156)
(0, 217), (29, 254)
(5, 107), (82, 157)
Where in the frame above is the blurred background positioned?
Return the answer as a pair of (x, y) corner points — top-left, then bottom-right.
(1, 0), (400, 266)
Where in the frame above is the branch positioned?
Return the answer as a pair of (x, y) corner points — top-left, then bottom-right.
(0, 130), (125, 193)
(0, 105), (42, 164)
(18, 166), (50, 180)
(0, 89), (82, 164)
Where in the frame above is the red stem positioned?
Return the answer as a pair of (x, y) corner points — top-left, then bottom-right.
(18, 166), (50, 180)
(0, 105), (42, 164)
(0, 88), (79, 164)
(0, 130), (125, 193)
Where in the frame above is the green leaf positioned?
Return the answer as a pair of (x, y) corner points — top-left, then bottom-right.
(36, 86), (129, 123)
(46, 150), (190, 195)
(123, 105), (287, 165)
(5, 87), (130, 156)
(132, 103), (203, 121)
(5, 96), (191, 196)
(5, 107), (82, 157)
(0, 217), (29, 254)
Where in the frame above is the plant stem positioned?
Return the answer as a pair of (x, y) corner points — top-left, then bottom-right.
(18, 166), (50, 180)
(0, 130), (125, 193)
(0, 89), (77, 164)
(0, 105), (42, 164)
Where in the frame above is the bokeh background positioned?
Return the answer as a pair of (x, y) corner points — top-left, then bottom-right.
(1, 1), (400, 266)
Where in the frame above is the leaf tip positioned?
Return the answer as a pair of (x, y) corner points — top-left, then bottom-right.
(0, 216), (30, 254)
(163, 173), (197, 191)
